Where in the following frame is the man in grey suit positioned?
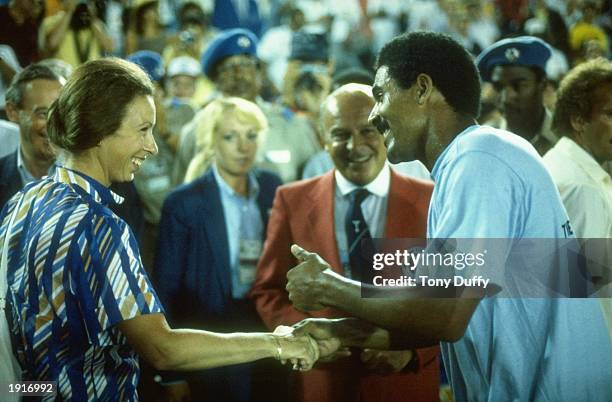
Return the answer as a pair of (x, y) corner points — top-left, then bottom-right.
(0, 63), (64, 210)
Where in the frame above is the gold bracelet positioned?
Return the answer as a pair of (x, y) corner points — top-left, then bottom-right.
(273, 336), (283, 360)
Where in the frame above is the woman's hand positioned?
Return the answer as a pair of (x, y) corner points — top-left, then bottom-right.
(272, 326), (319, 371)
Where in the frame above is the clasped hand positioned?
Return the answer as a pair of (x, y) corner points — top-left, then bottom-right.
(272, 326), (320, 370)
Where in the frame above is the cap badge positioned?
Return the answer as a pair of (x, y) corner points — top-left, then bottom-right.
(237, 36), (251, 48)
(505, 48), (520, 62)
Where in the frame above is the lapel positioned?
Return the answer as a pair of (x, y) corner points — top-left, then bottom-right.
(384, 170), (426, 238)
(0, 151), (18, 182)
(196, 170), (232, 297)
(304, 171), (344, 273)
(253, 170), (270, 235)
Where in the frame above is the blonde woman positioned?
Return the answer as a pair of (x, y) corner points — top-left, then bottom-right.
(155, 97), (288, 401)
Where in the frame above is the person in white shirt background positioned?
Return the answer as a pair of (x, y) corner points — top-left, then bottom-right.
(543, 57), (612, 328)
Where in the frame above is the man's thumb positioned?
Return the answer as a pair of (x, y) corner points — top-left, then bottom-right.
(291, 244), (313, 261)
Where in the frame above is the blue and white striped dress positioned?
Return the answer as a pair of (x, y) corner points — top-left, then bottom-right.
(0, 166), (163, 401)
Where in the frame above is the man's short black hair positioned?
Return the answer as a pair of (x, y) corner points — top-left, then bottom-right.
(6, 63), (63, 108)
(376, 31), (481, 118)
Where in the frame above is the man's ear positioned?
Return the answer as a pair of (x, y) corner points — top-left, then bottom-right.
(415, 74), (433, 105)
(5, 102), (19, 123)
(570, 114), (585, 134)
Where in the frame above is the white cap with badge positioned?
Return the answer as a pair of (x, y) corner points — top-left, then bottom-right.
(167, 56), (201, 78)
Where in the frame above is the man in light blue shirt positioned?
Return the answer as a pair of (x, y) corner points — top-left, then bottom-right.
(427, 124), (609, 401)
(283, 32), (611, 401)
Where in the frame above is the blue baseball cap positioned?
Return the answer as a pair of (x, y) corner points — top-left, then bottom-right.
(475, 36), (552, 82)
(126, 50), (165, 82)
(201, 28), (258, 78)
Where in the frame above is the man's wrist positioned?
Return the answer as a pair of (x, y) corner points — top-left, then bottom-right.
(332, 318), (390, 349)
(271, 334), (283, 360)
(318, 268), (345, 307)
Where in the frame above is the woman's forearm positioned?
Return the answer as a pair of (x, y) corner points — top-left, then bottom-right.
(154, 329), (278, 370)
(118, 313), (317, 371)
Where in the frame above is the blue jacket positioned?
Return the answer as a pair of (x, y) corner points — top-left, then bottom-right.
(154, 168), (281, 326)
(0, 151), (21, 213)
(153, 168), (282, 394)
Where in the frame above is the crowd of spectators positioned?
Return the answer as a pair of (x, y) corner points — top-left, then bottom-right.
(1, 0), (611, 118)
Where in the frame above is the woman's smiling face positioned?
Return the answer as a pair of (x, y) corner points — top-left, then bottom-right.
(96, 95), (158, 185)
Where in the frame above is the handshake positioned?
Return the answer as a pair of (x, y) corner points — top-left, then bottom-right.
(269, 245), (415, 373)
(270, 323), (348, 371)
(271, 318), (412, 373)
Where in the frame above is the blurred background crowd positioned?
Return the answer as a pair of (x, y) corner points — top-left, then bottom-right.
(2, 0), (611, 129)
(1, 0), (611, 183)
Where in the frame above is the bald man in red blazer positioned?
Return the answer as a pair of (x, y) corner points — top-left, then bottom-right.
(250, 84), (439, 402)
(250, 164), (439, 402)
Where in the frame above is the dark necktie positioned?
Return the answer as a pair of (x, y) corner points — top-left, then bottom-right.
(345, 189), (372, 282)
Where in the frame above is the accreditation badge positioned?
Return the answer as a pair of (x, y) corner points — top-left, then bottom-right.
(238, 239), (262, 285)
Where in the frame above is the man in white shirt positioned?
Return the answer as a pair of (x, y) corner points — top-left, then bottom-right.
(543, 57), (612, 299)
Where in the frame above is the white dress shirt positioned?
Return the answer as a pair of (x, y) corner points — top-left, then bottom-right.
(543, 137), (612, 240)
(543, 137), (612, 302)
(333, 164), (390, 274)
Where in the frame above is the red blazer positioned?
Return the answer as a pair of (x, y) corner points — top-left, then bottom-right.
(250, 169), (439, 402)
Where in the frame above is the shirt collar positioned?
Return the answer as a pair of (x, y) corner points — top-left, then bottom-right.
(212, 163), (260, 199)
(334, 163), (391, 198)
(554, 137), (611, 183)
(431, 124), (480, 182)
(16, 148), (36, 183)
(54, 166), (124, 206)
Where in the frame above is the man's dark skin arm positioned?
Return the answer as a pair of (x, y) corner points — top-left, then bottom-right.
(286, 245), (481, 349)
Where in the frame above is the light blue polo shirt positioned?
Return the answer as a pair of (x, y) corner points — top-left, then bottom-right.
(428, 125), (611, 402)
